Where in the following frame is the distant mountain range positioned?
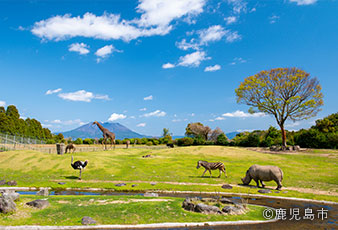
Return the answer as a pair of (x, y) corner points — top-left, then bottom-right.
(61, 122), (146, 140)
(61, 122), (240, 140)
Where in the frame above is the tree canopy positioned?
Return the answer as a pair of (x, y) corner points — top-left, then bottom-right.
(235, 67), (324, 146)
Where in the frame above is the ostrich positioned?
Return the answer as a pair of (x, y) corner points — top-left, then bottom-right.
(71, 155), (88, 180)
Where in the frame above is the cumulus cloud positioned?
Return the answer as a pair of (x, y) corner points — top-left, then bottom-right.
(199, 25), (226, 44)
(46, 88), (62, 95)
(289, 0), (317, 5)
(178, 51), (210, 67)
(95, 45), (119, 58)
(224, 30), (241, 42)
(58, 90), (110, 102)
(31, 0), (206, 42)
(204, 64), (221, 72)
(143, 95), (153, 100)
(139, 108), (147, 111)
(108, 113), (127, 122)
(222, 110), (265, 118)
(162, 63), (175, 69)
(44, 119), (86, 127)
(68, 42), (90, 55)
(137, 122), (146, 127)
(175, 38), (199, 51)
(0, 101), (6, 107)
(136, 0), (206, 27)
(227, 0), (247, 14)
(224, 16), (237, 25)
(142, 110), (166, 117)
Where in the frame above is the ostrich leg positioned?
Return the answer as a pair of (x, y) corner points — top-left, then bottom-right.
(79, 169), (82, 180)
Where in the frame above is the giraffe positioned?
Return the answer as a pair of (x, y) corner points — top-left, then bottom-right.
(92, 121), (115, 150)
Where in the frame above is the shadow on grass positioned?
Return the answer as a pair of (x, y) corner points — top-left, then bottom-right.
(65, 176), (79, 180)
(188, 175), (220, 179)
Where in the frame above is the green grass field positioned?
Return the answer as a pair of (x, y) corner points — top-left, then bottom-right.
(0, 146), (337, 201)
(0, 195), (266, 225)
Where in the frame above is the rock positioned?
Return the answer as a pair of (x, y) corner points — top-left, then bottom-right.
(201, 198), (217, 203)
(142, 154), (151, 158)
(258, 189), (271, 194)
(270, 145), (278, 151)
(150, 182), (157, 186)
(274, 191), (280, 193)
(131, 184), (138, 187)
(221, 184), (233, 189)
(182, 198), (196, 211)
(36, 188), (49, 196)
(2, 192), (20, 201)
(195, 203), (222, 214)
(58, 182), (66, 185)
(81, 216), (96, 225)
(26, 199), (49, 209)
(7, 181), (17, 186)
(293, 145), (300, 151)
(220, 198), (234, 204)
(0, 180), (6, 185)
(144, 192), (158, 197)
(115, 183), (126, 187)
(222, 205), (245, 215)
(0, 196), (16, 213)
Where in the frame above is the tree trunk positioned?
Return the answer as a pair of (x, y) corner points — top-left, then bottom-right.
(279, 124), (287, 147)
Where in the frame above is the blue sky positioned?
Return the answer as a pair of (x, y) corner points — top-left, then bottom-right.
(0, 0), (337, 136)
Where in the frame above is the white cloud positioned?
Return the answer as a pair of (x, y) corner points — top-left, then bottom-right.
(139, 108), (147, 111)
(230, 57), (246, 65)
(68, 43), (90, 55)
(224, 16), (237, 25)
(204, 64), (221, 72)
(215, 116), (226, 120)
(269, 15), (280, 24)
(142, 110), (166, 117)
(162, 63), (175, 69)
(137, 122), (146, 127)
(51, 119), (62, 124)
(190, 113), (195, 117)
(46, 88), (62, 95)
(178, 51), (210, 67)
(136, 0), (206, 27)
(227, 0), (247, 14)
(58, 90), (110, 102)
(224, 30), (241, 42)
(285, 121), (301, 128)
(222, 110), (265, 118)
(172, 119), (182, 122)
(31, 0), (206, 42)
(289, 0), (317, 5)
(108, 113), (127, 122)
(0, 101), (6, 107)
(144, 95), (153, 101)
(45, 119), (86, 127)
(176, 38), (199, 51)
(199, 25), (226, 44)
(95, 45), (119, 58)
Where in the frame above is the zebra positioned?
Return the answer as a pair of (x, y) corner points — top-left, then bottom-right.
(196, 160), (227, 178)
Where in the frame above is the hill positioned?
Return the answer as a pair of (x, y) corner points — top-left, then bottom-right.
(61, 122), (145, 140)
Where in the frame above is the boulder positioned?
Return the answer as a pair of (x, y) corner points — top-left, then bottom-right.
(222, 205), (245, 215)
(182, 198), (196, 211)
(7, 181), (17, 186)
(220, 198), (234, 204)
(131, 184), (138, 187)
(81, 216), (96, 225)
(144, 192), (158, 197)
(195, 203), (222, 214)
(258, 189), (271, 194)
(26, 199), (49, 209)
(58, 182), (66, 185)
(2, 192), (20, 201)
(293, 145), (300, 151)
(221, 184), (233, 189)
(150, 182), (157, 186)
(0, 180), (6, 185)
(36, 188), (49, 196)
(0, 196), (16, 213)
(115, 183), (126, 187)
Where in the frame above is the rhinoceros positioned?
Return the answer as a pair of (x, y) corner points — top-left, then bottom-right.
(241, 164), (283, 190)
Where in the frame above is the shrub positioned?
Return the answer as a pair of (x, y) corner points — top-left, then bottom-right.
(146, 141), (153, 146)
(177, 137), (194, 146)
(83, 138), (93, 145)
(216, 133), (228, 146)
(73, 138), (83, 145)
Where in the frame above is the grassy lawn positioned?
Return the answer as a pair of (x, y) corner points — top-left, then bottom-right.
(0, 146), (337, 201)
(0, 195), (266, 225)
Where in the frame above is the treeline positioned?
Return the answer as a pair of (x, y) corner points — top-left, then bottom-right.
(0, 105), (53, 140)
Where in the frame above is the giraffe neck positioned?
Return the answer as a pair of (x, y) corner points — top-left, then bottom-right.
(95, 122), (105, 132)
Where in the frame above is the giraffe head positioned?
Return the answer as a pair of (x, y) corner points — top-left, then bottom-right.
(92, 121), (98, 125)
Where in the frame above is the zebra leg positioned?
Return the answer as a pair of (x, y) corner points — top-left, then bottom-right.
(218, 169), (222, 178)
(201, 169), (207, 177)
(209, 169), (212, 178)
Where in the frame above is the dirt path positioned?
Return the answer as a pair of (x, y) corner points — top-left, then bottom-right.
(53, 179), (338, 196)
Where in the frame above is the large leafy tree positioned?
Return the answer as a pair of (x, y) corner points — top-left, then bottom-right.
(185, 122), (211, 140)
(235, 67), (323, 147)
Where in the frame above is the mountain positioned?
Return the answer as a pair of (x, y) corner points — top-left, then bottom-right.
(61, 122), (146, 140)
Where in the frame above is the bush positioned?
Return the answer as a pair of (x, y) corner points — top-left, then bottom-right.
(83, 138), (93, 145)
(146, 141), (153, 146)
(193, 136), (205, 145)
(216, 133), (228, 146)
(74, 138), (83, 145)
(177, 137), (194, 146)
